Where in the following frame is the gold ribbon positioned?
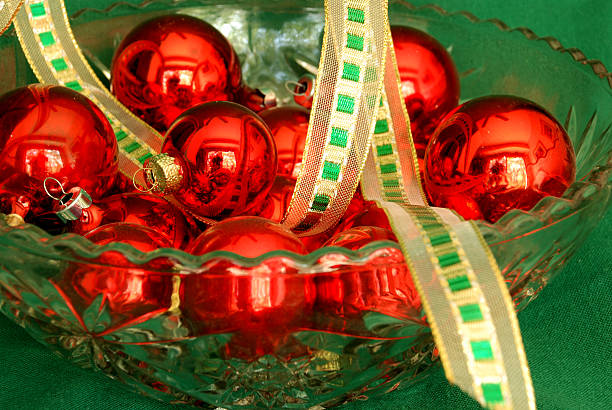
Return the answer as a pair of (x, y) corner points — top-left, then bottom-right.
(288, 0), (535, 408)
(282, 0), (388, 235)
(0, 0), (23, 35)
(8, 0), (536, 408)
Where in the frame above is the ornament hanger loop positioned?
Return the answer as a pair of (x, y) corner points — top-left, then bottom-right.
(133, 168), (156, 193)
(284, 80), (307, 96)
(43, 177), (68, 201)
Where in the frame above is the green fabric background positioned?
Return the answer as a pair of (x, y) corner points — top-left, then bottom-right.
(0, 1), (610, 409)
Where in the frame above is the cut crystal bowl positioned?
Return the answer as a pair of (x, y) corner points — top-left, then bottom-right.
(0, 1), (609, 408)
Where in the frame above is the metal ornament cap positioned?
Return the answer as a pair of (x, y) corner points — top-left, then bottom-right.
(56, 187), (93, 222)
(143, 153), (184, 195)
(259, 87), (278, 109)
(293, 73), (315, 109)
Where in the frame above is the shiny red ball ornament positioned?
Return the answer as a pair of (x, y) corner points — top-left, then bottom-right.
(0, 85), (118, 220)
(144, 102), (277, 219)
(259, 106), (309, 178)
(58, 223), (174, 317)
(424, 95), (576, 223)
(70, 193), (198, 249)
(111, 14), (242, 132)
(66, 262), (173, 316)
(181, 255), (314, 360)
(183, 216), (313, 359)
(391, 25), (460, 158)
(313, 247), (423, 334)
(323, 226), (397, 251)
(188, 216), (307, 257)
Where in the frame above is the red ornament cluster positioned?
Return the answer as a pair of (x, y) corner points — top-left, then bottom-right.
(0, 15), (578, 361)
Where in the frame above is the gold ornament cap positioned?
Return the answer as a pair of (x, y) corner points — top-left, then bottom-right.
(2, 214), (24, 227)
(143, 153), (184, 195)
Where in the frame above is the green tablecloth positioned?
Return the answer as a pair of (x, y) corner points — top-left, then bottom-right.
(0, 1), (610, 409)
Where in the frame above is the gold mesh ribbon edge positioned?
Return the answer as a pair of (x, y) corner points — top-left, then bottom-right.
(0, 0), (23, 35)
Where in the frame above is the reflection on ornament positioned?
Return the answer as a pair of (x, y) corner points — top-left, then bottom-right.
(260, 106), (309, 178)
(424, 95), (576, 222)
(144, 102), (277, 219)
(111, 14), (242, 132)
(391, 25), (460, 158)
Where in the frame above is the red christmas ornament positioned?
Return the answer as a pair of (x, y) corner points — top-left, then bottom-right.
(65, 262), (173, 316)
(180, 255), (314, 360)
(424, 95), (576, 223)
(391, 25), (460, 158)
(70, 193), (198, 250)
(0, 85), (118, 221)
(143, 102), (277, 219)
(259, 106), (309, 178)
(111, 14), (242, 132)
(323, 226), (397, 251)
(56, 223), (174, 317)
(188, 216), (307, 257)
(313, 247), (422, 334)
(182, 216), (313, 359)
